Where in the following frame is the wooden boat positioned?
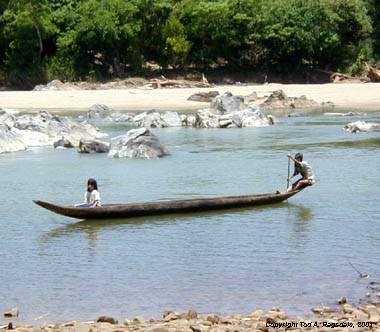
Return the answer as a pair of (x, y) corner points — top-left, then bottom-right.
(33, 189), (302, 220)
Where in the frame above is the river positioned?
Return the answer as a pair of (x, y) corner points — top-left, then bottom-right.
(0, 113), (379, 323)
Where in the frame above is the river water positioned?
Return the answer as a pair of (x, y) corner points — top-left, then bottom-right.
(0, 113), (380, 323)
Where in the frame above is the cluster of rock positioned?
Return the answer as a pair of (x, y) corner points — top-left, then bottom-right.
(75, 128), (169, 159)
(0, 107), (170, 159)
(3, 301), (380, 332)
(86, 92), (276, 129)
(0, 110), (105, 154)
(344, 121), (380, 133)
(257, 90), (333, 110)
(86, 104), (184, 127)
(189, 89), (332, 111)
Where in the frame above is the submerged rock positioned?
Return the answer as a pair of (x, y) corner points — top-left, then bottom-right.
(108, 128), (169, 159)
(344, 121), (380, 133)
(324, 111), (364, 117)
(78, 139), (110, 153)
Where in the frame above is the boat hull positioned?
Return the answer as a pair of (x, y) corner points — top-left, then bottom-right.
(34, 190), (301, 220)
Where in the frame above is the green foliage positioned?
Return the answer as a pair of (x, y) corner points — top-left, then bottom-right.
(53, 0), (142, 79)
(1, 0), (57, 86)
(0, 0), (377, 86)
(161, 17), (191, 68)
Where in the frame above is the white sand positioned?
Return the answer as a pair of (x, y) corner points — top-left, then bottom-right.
(1, 83), (380, 113)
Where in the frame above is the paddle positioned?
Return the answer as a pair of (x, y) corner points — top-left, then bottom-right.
(287, 154), (291, 190)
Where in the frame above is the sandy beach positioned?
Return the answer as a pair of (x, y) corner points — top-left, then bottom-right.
(1, 83), (380, 113)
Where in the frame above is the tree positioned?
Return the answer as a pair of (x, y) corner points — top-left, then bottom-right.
(52, 0), (141, 80)
(2, 0), (57, 86)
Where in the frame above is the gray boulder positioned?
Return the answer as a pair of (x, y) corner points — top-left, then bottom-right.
(110, 112), (135, 123)
(13, 111), (105, 147)
(0, 110), (106, 153)
(133, 111), (183, 128)
(195, 109), (220, 128)
(185, 114), (196, 127)
(193, 106), (273, 129)
(133, 111), (163, 128)
(33, 79), (66, 91)
(160, 111), (183, 127)
(210, 92), (245, 114)
(78, 139), (110, 153)
(108, 128), (169, 159)
(0, 126), (27, 153)
(87, 104), (113, 120)
(86, 105), (135, 123)
(259, 90), (320, 110)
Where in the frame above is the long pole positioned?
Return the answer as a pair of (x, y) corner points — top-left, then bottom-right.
(287, 154), (291, 190)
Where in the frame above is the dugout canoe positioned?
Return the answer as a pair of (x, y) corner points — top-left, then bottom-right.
(33, 189), (302, 220)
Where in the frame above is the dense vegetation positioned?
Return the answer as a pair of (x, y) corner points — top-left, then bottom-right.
(0, 0), (378, 87)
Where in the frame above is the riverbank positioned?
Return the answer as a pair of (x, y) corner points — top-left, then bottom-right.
(3, 301), (380, 332)
(1, 83), (380, 113)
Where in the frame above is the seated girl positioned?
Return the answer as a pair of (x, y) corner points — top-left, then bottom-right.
(75, 178), (101, 208)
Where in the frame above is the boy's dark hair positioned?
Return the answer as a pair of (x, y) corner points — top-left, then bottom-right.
(295, 152), (303, 161)
(87, 178), (98, 190)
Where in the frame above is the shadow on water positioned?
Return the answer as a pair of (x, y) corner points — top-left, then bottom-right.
(41, 202), (313, 242)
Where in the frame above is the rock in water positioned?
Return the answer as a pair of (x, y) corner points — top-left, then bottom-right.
(188, 91), (219, 102)
(97, 316), (118, 324)
(160, 111), (182, 127)
(259, 90), (320, 110)
(108, 128), (169, 159)
(13, 111), (105, 147)
(87, 104), (113, 120)
(0, 110), (106, 153)
(133, 111), (164, 128)
(78, 139), (110, 153)
(195, 109), (220, 128)
(0, 126), (27, 153)
(344, 121), (380, 133)
(210, 92), (245, 114)
(53, 137), (74, 149)
(194, 107), (273, 128)
(4, 308), (19, 318)
(133, 111), (183, 128)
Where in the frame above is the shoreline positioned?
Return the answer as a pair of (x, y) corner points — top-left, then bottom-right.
(2, 301), (379, 331)
(1, 83), (380, 114)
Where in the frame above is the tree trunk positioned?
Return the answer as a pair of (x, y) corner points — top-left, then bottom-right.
(34, 22), (43, 58)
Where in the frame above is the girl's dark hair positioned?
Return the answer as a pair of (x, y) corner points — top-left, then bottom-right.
(87, 178), (98, 190)
(295, 152), (303, 161)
